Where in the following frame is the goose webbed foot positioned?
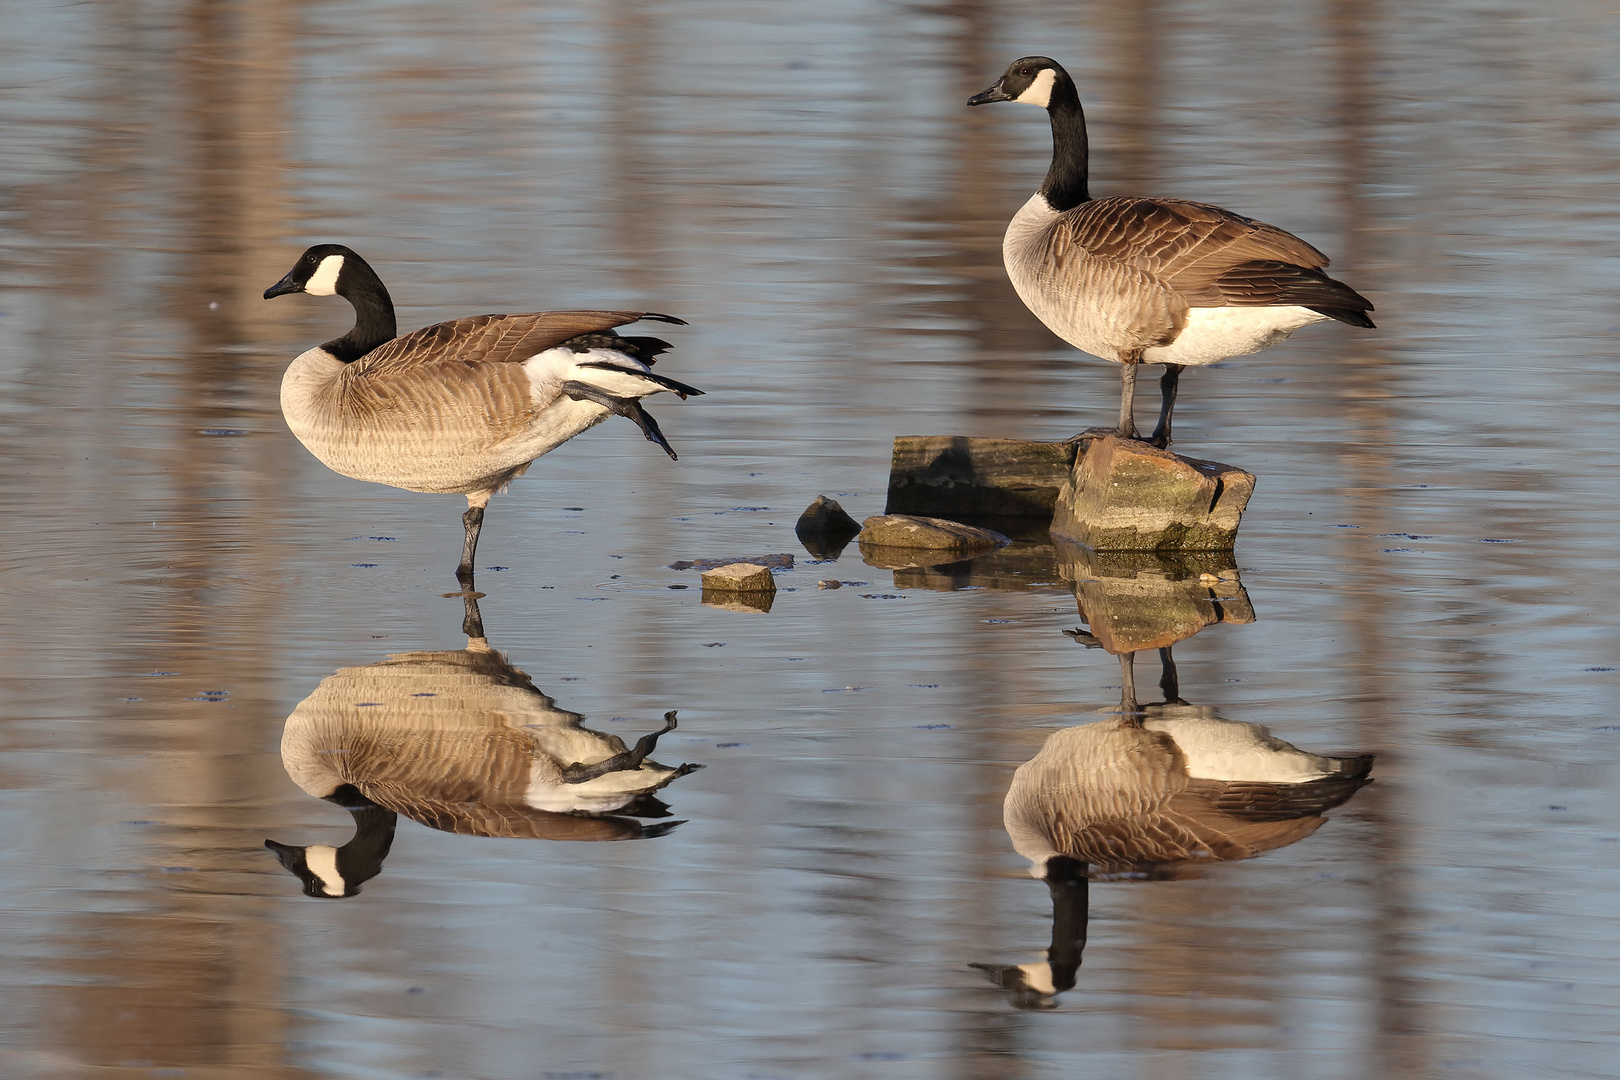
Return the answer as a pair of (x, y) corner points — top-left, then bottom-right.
(1063, 628), (1104, 649)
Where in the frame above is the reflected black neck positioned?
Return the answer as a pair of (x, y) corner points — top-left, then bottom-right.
(1041, 76), (1091, 212)
(324, 259), (397, 364)
(1046, 856), (1089, 989)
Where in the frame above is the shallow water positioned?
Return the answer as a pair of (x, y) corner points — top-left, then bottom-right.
(2, 1), (1618, 1078)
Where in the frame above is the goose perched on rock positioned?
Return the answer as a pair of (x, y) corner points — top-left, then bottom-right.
(264, 244), (702, 581)
(968, 57), (1373, 447)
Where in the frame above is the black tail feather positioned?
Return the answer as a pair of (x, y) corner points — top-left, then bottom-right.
(616, 335), (674, 362)
(1309, 306), (1377, 329)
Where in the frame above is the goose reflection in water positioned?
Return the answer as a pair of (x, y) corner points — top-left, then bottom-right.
(977, 566), (1373, 1007)
(266, 595), (702, 898)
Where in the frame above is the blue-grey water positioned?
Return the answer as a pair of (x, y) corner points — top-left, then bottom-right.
(2, 1), (1617, 1078)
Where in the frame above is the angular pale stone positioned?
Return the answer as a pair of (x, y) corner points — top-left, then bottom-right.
(796, 495), (862, 559)
(699, 562), (777, 593)
(1049, 436), (1255, 552)
(1054, 541), (1255, 653)
(858, 514), (1010, 555)
(886, 436), (1079, 518)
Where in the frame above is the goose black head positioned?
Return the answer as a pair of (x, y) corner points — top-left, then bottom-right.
(264, 243), (370, 300)
(968, 56), (1072, 110)
(264, 243), (397, 362)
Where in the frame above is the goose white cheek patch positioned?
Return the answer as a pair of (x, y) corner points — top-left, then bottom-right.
(305, 255), (344, 296)
(1014, 68), (1056, 108)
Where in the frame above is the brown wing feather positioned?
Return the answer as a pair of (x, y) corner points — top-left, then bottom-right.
(1064, 197), (1328, 283)
(355, 310), (663, 376)
(1038, 197), (1342, 350)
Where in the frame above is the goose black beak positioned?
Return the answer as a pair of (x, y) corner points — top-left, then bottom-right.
(967, 84), (1012, 106)
(263, 274), (302, 300)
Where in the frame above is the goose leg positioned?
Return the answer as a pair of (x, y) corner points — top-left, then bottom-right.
(1157, 645), (1182, 704)
(461, 590), (486, 643)
(1116, 361), (1141, 440)
(1118, 650), (1142, 726)
(1148, 364), (1184, 449)
(561, 711), (679, 783)
(456, 492), (491, 584)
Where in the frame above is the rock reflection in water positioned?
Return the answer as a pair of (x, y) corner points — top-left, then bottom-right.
(978, 619), (1372, 1008)
(1057, 540), (1255, 654)
(265, 595), (702, 898)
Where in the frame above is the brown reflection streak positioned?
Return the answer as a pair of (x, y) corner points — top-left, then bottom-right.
(43, 2), (313, 1076)
(1090, 0), (1162, 195)
(1326, 1), (1426, 1076)
(601, 0), (670, 294)
(936, 3), (1061, 1073)
(888, 0), (1066, 437)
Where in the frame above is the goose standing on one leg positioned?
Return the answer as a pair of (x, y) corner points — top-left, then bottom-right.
(968, 58), (1373, 447)
(264, 244), (702, 582)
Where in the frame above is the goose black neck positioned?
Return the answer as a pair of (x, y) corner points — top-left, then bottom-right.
(1040, 76), (1091, 212)
(324, 258), (396, 364)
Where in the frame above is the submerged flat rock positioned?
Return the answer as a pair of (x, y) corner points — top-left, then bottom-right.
(858, 514), (1010, 553)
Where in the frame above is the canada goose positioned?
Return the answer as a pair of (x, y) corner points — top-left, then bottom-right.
(976, 646), (1372, 1007)
(1006, 647), (1374, 880)
(968, 58), (1374, 447)
(266, 597), (702, 896)
(264, 244), (702, 581)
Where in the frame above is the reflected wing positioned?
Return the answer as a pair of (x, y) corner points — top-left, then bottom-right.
(365, 792), (666, 840)
(1193, 774), (1373, 820)
(355, 310), (684, 375)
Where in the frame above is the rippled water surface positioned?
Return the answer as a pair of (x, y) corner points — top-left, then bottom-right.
(3, 2), (1618, 1078)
